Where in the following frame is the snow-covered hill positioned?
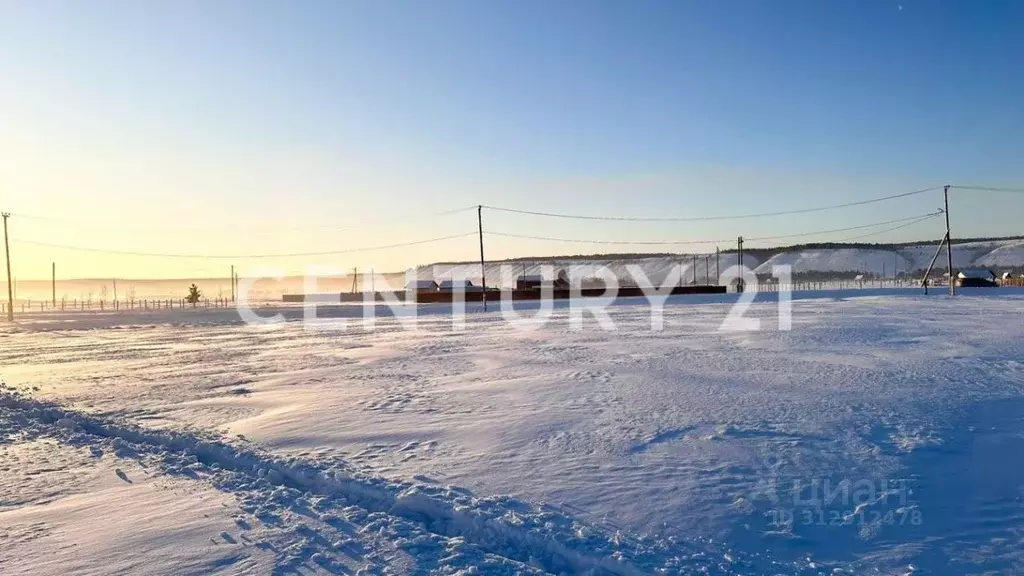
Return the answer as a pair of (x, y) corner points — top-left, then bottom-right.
(751, 240), (1020, 276)
(752, 248), (913, 276)
(418, 237), (1024, 283)
(419, 253), (758, 287)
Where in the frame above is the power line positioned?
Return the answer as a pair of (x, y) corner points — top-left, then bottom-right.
(951, 185), (1024, 194)
(836, 213), (940, 243)
(485, 212), (942, 246)
(6, 205), (478, 234)
(481, 186), (942, 222)
(745, 211), (942, 242)
(10, 232), (478, 259)
(485, 231), (730, 245)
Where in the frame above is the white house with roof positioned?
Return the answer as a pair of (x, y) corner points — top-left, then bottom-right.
(958, 269), (997, 280)
(956, 268), (998, 287)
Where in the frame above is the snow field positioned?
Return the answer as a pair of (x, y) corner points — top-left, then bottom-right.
(2, 290), (1024, 574)
(0, 383), (767, 575)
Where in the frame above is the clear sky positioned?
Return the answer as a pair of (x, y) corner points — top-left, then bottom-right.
(1, 0), (1022, 279)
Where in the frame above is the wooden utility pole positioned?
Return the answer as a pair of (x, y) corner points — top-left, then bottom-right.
(921, 232), (949, 295)
(944, 185), (955, 296)
(478, 205), (487, 311)
(705, 255), (710, 285)
(52, 263), (56, 307)
(737, 237), (745, 293)
(2, 213), (11, 322)
(230, 265), (235, 302)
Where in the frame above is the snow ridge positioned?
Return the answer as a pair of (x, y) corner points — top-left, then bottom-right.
(1, 387), (789, 575)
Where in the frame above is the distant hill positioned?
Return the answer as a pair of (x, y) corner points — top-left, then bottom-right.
(419, 235), (1024, 284)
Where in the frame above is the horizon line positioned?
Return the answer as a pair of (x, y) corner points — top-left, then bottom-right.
(7, 234), (1023, 283)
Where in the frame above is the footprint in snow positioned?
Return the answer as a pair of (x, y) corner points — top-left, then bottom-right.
(115, 468), (133, 484)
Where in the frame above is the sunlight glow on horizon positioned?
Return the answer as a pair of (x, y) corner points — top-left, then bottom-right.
(2, 1), (1022, 280)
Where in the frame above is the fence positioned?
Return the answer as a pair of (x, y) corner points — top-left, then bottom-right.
(0, 297), (235, 316)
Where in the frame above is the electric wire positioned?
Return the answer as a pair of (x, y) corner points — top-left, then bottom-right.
(481, 186), (942, 222)
(484, 212), (942, 246)
(6, 205), (478, 234)
(10, 232), (478, 259)
(951, 185), (1024, 194)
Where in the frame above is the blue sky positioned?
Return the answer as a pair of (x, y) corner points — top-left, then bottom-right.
(1, 0), (1022, 277)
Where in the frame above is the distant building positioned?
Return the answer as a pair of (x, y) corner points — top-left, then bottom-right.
(516, 270), (570, 291)
(999, 271), (1024, 287)
(406, 280), (439, 292)
(438, 279), (482, 292)
(957, 269), (998, 288)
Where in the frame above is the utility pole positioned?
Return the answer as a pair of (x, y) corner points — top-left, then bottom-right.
(230, 265), (235, 302)
(692, 255), (697, 285)
(113, 278), (117, 302)
(737, 236), (745, 293)
(2, 213), (12, 322)
(52, 262), (56, 307)
(716, 247), (720, 285)
(705, 255), (710, 285)
(944, 185), (955, 296)
(478, 205), (487, 311)
(921, 232), (948, 296)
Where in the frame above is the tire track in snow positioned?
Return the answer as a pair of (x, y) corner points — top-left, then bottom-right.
(1, 389), (766, 575)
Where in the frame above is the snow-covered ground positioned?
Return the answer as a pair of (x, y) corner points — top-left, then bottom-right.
(2, 290), (1024, 574)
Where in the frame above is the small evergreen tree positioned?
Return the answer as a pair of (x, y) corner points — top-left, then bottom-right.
(186, 284), (202, 307)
